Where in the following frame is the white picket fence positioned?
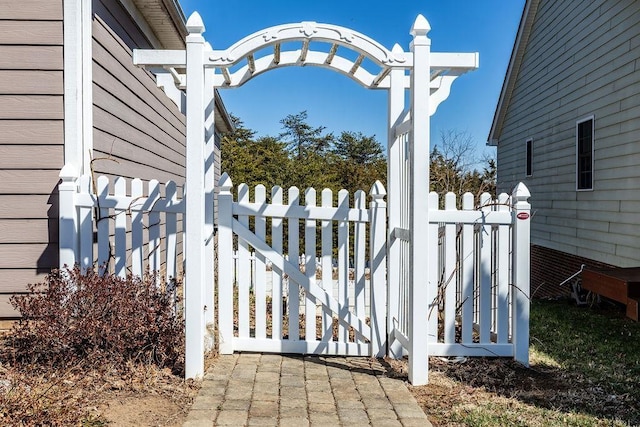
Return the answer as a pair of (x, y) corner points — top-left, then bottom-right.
(390, 185), (531, 363)
(58, 167), (184, 283)
(57, 165), (530, 383)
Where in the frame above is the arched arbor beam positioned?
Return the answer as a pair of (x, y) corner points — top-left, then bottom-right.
(207, 21), (406, 70)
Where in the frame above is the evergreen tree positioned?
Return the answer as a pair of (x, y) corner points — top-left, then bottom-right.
(279, 111), (334, 159)
(331, 131), (387, 195)
(221, 116), (290, 189)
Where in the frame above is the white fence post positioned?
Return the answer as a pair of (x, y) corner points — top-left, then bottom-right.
(408, 14), (431, 386)
(386, 43), (405, 359)
(369, 181), (387, 357)
(203, 59), (216, 351)
(511, 182), (531, 366)
(59, 164), (79, 269)
(184, 12), (206, 379)
(217, 173), (234, 354)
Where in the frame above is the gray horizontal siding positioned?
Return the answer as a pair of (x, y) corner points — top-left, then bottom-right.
(92, 14), (186, 182)
(496, 0), (640, 267)
(91, 6), (187, 278)
(0, 0), (64, 314)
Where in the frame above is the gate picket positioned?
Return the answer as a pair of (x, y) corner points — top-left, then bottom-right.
(305, 188), (317, 341)
(271, 186), (284, 339)
(288, 187), (300, 341)
(337, 189), (349, 342)
(254, 185), (267, 339)
(354, 190), (366, 319)
(320, 189), (333, 342)
(238, 184), (250, 339)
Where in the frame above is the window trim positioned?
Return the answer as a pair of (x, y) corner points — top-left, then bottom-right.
(525, 138), (533, 177)
(576, 115), (595, 191)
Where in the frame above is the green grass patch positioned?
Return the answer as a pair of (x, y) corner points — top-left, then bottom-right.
(412, 299), (640, 427)
(530, 299), (640, 400)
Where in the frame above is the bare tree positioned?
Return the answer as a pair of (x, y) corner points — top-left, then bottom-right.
(430, 129), (496, 200)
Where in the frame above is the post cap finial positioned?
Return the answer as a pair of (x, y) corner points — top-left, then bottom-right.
(219, 172), (233, 191)
(370, 180), (387, 198)
(392, 43), (404, 54)
(59, 164), (79, 181)
(186, 12), (205, 34)
(410, 14), (431, 37)
(512, 182), (531, 201)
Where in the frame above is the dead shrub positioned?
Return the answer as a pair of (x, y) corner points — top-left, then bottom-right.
(8, 267), (184, 373)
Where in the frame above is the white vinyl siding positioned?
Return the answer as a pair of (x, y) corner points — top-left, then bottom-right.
(495, 0), (640, 268)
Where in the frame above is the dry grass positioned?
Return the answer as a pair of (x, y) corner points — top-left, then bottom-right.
(0, 348), (201, 426)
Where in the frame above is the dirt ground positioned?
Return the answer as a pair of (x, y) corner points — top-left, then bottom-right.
(99, 392), (188, 427)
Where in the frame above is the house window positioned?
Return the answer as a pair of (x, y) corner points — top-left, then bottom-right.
(576, 117), (594, 190)
(525, 139), (533, 177)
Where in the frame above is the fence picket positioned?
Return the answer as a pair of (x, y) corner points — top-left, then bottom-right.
(369, 181), (387, 357)
(321, 189), (333, 341)
(271, 186), (283, 339)
(131, 178), (144, 277)
(165, 181), (178, 284)
(444, 193), (457, 344)
(148, 180), (161, 280)
(354, 190), (366, 321)
(497, 193), (510, 343)
(97, 176), (110, 274)
(305, 188), (317, 341)
(254, 185), (267, 339)
(114, 177), (127, 278)
(79, 175), (93, 271)
(237, 183), (250, 339)
(288, 187), (300, 341)
(337, 189), (349, 342)
(479, 192), (492, 344)
(218, 174), (234, 354)
(426, 192), (439, 343)
(461, 193), (474, 343)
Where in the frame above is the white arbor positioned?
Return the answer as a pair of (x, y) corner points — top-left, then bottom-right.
(134, 12), (479, 384)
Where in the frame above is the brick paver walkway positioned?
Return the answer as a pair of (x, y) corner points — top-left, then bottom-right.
(183, 353), (432, 426)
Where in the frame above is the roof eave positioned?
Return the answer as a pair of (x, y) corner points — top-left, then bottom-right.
(131, 0), (188, 49)
(487, 0), (540, 145)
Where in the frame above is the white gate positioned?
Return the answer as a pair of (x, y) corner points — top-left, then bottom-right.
(217, 174), (387, 357)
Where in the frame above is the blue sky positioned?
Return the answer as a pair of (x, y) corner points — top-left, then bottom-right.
(179, 0), (524, 159)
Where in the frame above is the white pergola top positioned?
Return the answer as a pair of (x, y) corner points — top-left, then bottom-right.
(135, 13), (478, 113)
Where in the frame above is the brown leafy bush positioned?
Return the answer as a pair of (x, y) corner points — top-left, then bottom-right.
(9, 267), (184, 372)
